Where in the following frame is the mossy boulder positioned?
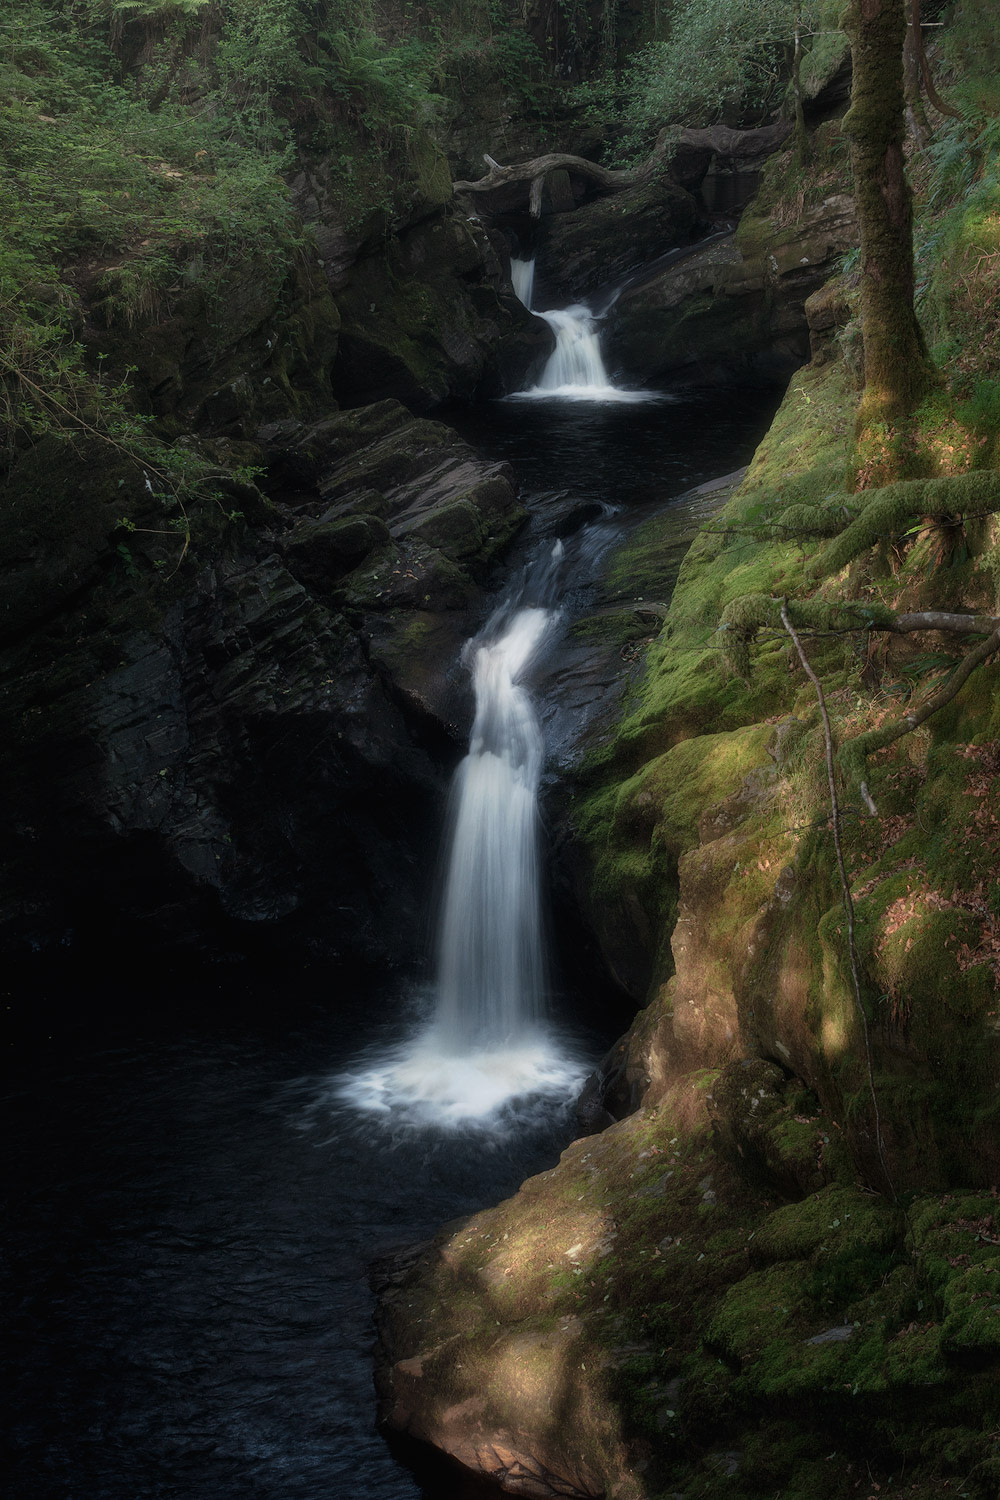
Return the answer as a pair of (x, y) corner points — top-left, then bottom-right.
(376, 1074), (1000, 1497)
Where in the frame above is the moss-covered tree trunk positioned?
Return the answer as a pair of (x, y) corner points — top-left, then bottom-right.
(903, 14), (932, 148)
(843, 0), (935, 466)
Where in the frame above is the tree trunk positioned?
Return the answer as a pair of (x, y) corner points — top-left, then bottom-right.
(909, 0), (962, 121)
(842, 0), (935, 450)
(903, 14), (932, 148)
(792, 7), (809, 167)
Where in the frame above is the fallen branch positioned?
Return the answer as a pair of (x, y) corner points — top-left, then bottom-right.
(454, 151), (638, 205)
(452, 123), (793, 214)
(891, 610), (999, 634)
(719, 592), (1000, 680)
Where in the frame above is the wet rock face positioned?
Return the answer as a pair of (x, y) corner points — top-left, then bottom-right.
(531, 174), (700, 310)
(604, 194), (858, 384)
(329, 212), (552, 410)
(0, 405), (523, 966)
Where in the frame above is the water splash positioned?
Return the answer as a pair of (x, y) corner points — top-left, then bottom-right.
(336, 1021), (585, 1133)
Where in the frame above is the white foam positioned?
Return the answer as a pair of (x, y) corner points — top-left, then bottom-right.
(507, 384), (665, 404)
(512, 305), (666, 403)
(336, 1026), (586, 1131)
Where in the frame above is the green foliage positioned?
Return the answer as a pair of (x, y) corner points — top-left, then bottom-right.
(916, 115), (1000, 397)
(941, 0), (1000, 118)
(0, 0), (308, 485)
(620, 0), (830, 137)
(956, 378), (1000, 446)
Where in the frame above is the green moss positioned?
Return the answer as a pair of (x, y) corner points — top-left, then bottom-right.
(751, 1184), (899, 1264)
(812, 469), (1000, 579)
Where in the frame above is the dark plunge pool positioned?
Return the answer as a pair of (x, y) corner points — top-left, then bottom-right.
(3, 374), (783, 1500)
(4, 966), (588, 1500)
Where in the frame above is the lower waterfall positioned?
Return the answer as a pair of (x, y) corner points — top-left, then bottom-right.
(434, 603), (551, 1048)
(338, 543), (586, 1128)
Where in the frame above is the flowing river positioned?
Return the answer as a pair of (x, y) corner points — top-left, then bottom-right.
(4, 308), (782, 1496)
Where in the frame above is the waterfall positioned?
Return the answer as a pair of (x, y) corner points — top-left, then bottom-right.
(536, 307), (613, 393)
(512, 298), (662, 404)
(337, 541), (585, 1128)
(434, 604), (551, 1049)
(511, 256), (535, 311)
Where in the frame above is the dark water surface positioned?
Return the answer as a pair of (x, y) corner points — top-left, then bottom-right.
(446, 376), (781, 511)
(4, 972), (582, 1500)
(3, 375), (783, 1500)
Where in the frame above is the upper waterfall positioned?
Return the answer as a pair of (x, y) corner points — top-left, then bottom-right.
(508, 258), (663, 404)
(511, 256), (536, 311)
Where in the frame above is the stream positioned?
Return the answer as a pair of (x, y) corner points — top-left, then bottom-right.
(4, 368), (781, 1498)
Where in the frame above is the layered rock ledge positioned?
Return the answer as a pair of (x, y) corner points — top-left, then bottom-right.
(0, 402), (523, 967)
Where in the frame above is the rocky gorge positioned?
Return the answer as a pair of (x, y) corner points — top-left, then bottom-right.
(5, 3), (1000, 1499)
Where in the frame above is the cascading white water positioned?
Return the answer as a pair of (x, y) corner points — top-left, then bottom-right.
(337, 542), (586, 1128)
(434, 604), (550, 1048)
(510, 256), (535, 311)
(536, 306), (613, 393)
(511, 297), (662, 404)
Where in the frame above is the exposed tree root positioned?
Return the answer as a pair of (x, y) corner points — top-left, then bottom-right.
(722, 591), (1000, 791)
(839, 621), (1000, 779)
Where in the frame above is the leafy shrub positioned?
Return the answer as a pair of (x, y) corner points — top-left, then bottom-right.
(623, 0), (830, 134)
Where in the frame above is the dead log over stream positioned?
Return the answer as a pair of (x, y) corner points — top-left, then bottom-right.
(452, 122), (793, 217)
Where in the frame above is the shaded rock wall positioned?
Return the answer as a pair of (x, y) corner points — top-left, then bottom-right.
(0, 405), (523, 968)
(604, 193), (858, 383)
(330, 214), (551, 409)
(532, 172), (700, 310)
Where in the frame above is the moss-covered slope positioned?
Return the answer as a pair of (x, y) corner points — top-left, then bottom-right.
(376, 348), (1000, 1498)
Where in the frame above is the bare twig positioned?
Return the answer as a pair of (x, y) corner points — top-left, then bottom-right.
(780, 599), (895, 1200)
